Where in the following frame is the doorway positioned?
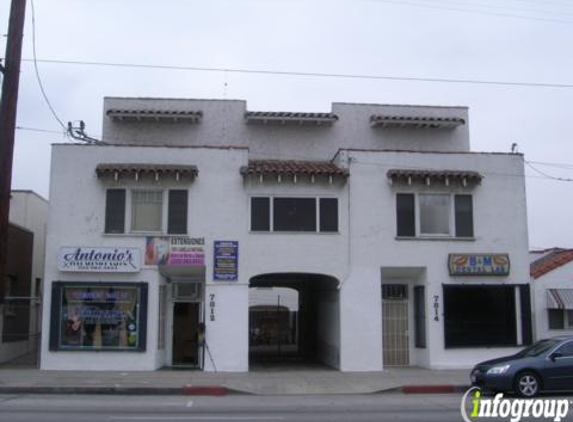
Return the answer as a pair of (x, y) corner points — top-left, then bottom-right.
(172, 302), (200, 367)
(382, 284), (409, 367)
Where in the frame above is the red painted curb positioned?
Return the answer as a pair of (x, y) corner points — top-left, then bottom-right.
(181, 385), (227, 396)
(402, 385), (456, 394)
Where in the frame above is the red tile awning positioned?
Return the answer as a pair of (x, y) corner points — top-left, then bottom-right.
(106, 109), (202, 123)
(240, 160), (348, 177)
(245, 111), (338, 126)
(370, 115), (465, 129)
(387, 169), (482, 185)
(96, 163), (198, 178)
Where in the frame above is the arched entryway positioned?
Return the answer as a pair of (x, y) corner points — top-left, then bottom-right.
(249, 273), (340, 369)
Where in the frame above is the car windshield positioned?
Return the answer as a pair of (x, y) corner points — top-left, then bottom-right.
(516, 339), (562, 358)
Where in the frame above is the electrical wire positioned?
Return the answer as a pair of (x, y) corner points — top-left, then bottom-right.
(362, 0), (573, 23)
(15, 122), (573, 182)
(412, 0), (573, 17)
(16, 125), (65, 135)
(30, 0), (67, 131)
(19, 58), (573, 89)
(524, 160), (573, 182)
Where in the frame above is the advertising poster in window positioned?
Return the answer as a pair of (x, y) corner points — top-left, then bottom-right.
(144, 237), (205, 266)
(213, 241), (239, 281)
(51, 282), (148, 351)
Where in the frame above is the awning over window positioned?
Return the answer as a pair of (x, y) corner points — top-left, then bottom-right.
(547, 289), (573, 310)
(240, 160), (348, 183)
(387, 169), (482, 186)
(96, 163), (198, 181)
(158, 264), (205, 281)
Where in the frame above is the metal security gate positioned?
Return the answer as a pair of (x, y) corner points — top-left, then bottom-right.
(382, 284), (409, 367)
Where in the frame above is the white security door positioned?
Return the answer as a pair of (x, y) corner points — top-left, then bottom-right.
(382, 284), (409, 367)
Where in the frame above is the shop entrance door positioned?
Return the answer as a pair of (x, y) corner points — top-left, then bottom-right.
(382, 284), (409, 367)
(172, 302), (200, 367)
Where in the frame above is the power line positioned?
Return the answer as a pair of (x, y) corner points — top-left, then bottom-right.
(524, 160), (573, 182)
(527, 160), (573, 170)
(19, 58), (573, 89)
(29, 0), (66, 131)
(363, 0), (573, 23)
(415, 0), (573, 17)
(16, 125), (65, 135)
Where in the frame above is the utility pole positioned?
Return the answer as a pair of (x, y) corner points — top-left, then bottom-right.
(0, 0), (27, 303)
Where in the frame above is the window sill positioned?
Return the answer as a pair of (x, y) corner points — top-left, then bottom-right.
(103, 232), (189, 237)
(395, 236), (476, 242)
(249, 231), (340, 235)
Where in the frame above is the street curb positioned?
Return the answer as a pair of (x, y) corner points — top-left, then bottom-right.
(182, 385), (227, 396)
(0, 386), (181, 395)
(402, 385), (470, 394)
(0, 385), (470, 396)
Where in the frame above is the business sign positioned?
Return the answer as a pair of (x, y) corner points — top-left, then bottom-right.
(213, 241), (239, 281)
(58, 247), (141, 273)
(144, 237), (205, 266)
(448, 253), (510, 276)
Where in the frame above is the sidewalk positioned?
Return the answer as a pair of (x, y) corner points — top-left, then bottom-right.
(0, 366), (471, 396)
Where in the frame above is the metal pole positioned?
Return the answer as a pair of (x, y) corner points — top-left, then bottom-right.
(0, 0), (27, 304)
(277, 294), (281, 357)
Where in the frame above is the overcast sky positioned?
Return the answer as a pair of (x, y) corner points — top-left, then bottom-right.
(2, 0), (572, 249)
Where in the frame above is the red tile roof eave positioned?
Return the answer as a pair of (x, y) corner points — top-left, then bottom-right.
(531, 250), (573, 279)
(241, 160), (348, 177)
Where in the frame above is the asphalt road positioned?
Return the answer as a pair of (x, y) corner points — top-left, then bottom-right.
(0, 392), (567, 422)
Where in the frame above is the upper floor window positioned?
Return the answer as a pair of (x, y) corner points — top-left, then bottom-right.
(396, 193), (473, 238)
(251, 197), (338, 233)
(131, 190), (163, 232)
(105, 188), (188, 235)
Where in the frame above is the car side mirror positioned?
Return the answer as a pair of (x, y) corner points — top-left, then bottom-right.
(551, 352), (563, 361)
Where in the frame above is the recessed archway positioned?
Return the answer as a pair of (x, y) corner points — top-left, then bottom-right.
(249, 273), (340, 370)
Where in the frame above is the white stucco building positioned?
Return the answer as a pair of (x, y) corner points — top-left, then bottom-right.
(40, 98), (531, 371)
(530, 248), (573, 340)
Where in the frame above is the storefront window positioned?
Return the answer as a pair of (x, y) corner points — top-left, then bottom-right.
(443, 285), (517, 348)
(50, 282), (148, 351)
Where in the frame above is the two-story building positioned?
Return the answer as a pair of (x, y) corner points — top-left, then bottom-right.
(40, 98), (531, 371)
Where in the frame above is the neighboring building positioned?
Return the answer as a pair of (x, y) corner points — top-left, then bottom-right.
(530, 248), (573, 340)
(0, 191), (48, 363)
(40, 98), (531, 372)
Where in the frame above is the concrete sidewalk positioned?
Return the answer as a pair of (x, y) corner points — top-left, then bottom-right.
(0, 366), (471, 396)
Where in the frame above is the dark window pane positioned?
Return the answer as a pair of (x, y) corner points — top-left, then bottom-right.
(444, 285), (517, 347)
(319, 198), (338, 232)
(548, 309), (564, 330)
(274, 198), (316, 232)
(396, 194), (415, 237)
(168, 190), (188, 234)
(382, 284), (408, 300)
(251, 197), (270, 231)
(105, 189), (126, 234)
(414, 286), (426, 348)
(455, 195), (474, 237)
(556, 341), (573, 357)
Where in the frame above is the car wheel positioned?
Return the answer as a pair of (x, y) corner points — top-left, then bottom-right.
(514, 371), (541, 398)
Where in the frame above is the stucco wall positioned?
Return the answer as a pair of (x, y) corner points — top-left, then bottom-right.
(338, 150), (529, 370)
(102, 98), (470, 157)
(532, 262), (573, 340)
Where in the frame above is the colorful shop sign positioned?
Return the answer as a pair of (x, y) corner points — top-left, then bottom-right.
(448, 253), (510, 276)
(144, 237), (205, 266)
(57, 247), (141, 273)
(213, 240), (239, 281)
